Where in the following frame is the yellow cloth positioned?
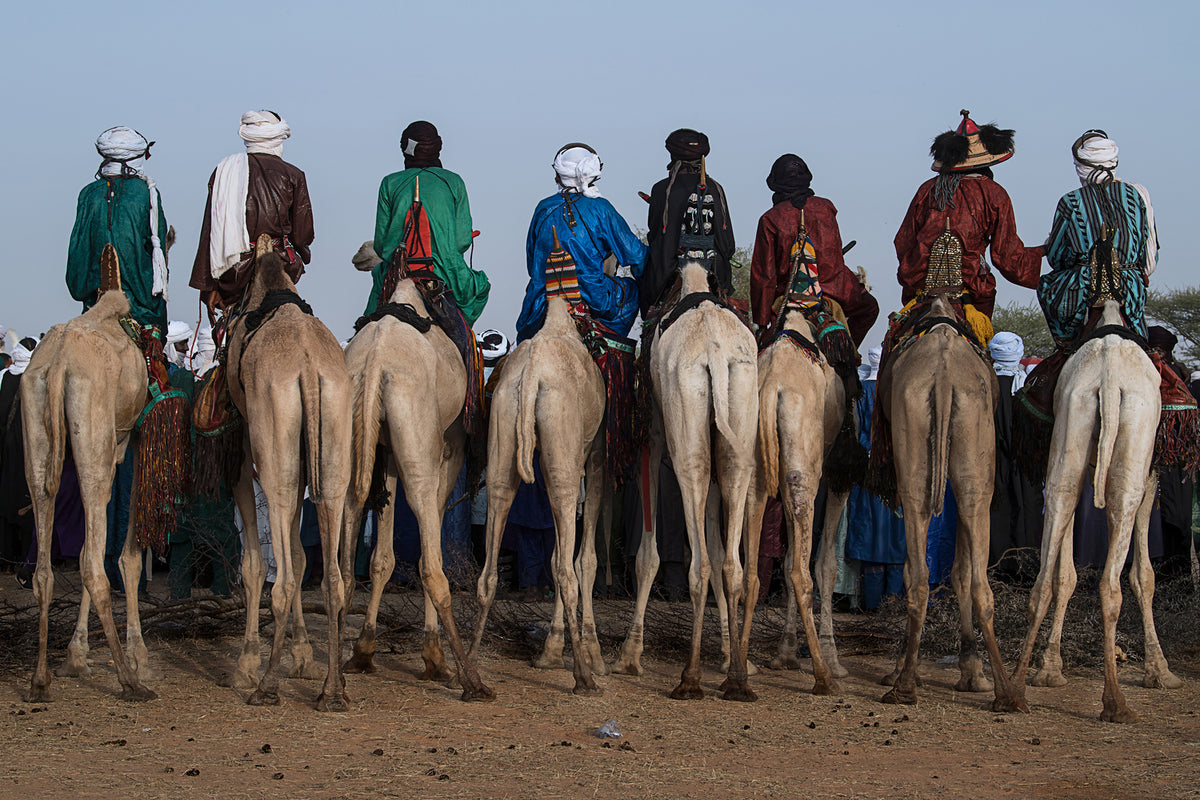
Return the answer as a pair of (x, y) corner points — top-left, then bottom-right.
(963, 303), (993, 345)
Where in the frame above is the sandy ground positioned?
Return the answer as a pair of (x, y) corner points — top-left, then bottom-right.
(1, 576), (1198, 800)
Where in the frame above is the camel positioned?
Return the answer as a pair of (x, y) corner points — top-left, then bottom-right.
(471, 291), (608, 695)
(339, 274), (493, 701)
(878, 295), (1023, 711)
(613, 261), (758, 700)
(224, 235), (352, 711)
(21, 284), (156, 702)
(742, 306), (851, 695)
(1010, 300), (1181, 722)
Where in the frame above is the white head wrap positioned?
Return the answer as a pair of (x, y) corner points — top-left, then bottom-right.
(95, 127), (168, 300)
(6, 342), (31, 376)
(1072, 132), (1158, 275)
(239, 110), (290, 156)
(865, 346), (882, 382)
(553, 146), (603, 198)
(165, 320), (193, 344)
(477, 329), (510, 382)
(989, 331), (1026, 392)
(188, 325), (217, 374)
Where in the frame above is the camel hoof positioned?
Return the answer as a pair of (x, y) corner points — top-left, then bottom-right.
(572, 682), (603, 697)
(769, 654), (802, 671)
(879, 670), (899, 686)
(880, 688), (917, 705)
(812, 679), (840, 697)
(829, 662), (850, 680)
(27, 685), (52, 703)
(992, 695), (1029, 714)
(342, 654), (377, 675)
(231, 671), (258, 691)
(532, 655), (565, 671)
(55, 661), (92, 678)
(610, 660), (643, 677)
(1144, 671), (1183, 690)
(955, 676), (994, 693)
(722, 684), (758, 703)
(247, 689), (280, 706)
(420, 665), (453, 682)
(1100, 705), (1138, 724)
(316, 692), (350, 712)
(289, 662), (324, 681)
(669, 683), (704, 701)
(118, 684), (157, 703)
(1031, 670), (1068, 688)
(461, 684), (497, 702)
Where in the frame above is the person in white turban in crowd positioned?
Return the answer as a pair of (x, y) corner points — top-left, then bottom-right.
(1038, 129), (1157, 345)
(164, 320), (194, 370)
(987, 331), (1043, 575)
(515, 143), (647, 341)
(67, 127), (169, 331)
(190, 110), (314, 315)
(470, 328), (511, 568)
(187, 325), (218, 375)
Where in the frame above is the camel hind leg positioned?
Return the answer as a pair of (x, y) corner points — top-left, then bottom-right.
(57, 587), (92, 678)
(612, 431), (664, 676)
(345, 462), (398, 675)
(232, 453), (265, 691)
(1099, 494), (1140, 723)
(470, 429), (520, 661)
(288, 491), (323, 681)
(815, 488), (851, 680)
(1031, 538), (1076, 688)
(314, 495), (349, 712)
(116, 507), (151, 684)
(1129, 474), (1181, 689)
(576, 443), (609, 677)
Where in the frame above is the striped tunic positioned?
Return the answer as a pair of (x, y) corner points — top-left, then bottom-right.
(1038, 181), (1154, 342)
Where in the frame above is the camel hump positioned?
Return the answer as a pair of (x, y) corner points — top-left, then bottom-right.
(255, 233), (274, 260)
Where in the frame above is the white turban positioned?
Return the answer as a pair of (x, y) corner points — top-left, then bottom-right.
(553, 146), (603, 198)
(239, 110), (290, 157)
(477, 328), (510, 381)
(188, 325), (217, 374)
(1073, 132), (1158, 275)
(165, 320), (193, 344)
(989, 331), (1026, 392)
(95, 126), (168, 300)
(5, 342), (31, 376)
(865, 345), (882, 382)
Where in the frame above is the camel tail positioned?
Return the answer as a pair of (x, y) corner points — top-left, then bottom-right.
(41, 364), (67, 497)
(707, 337), (742, 458)
(929, 380), (952, 516)
(350, 367), (383, 503)
(516, 368), (539, 484)
(300, 372), (324, 501)
(1092, 376), (1121, 507)
(760, 384), (781, 497)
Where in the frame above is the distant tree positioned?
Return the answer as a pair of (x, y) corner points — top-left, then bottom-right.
(991, 301), (1054, 359)
(1146, 287), (1200, 368)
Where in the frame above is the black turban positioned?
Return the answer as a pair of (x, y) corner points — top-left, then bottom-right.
(1148, 325), (1178, 355)
(766, 154), (814, 211)
(665, 128), (710, 162)
(401, 120), (443, 169)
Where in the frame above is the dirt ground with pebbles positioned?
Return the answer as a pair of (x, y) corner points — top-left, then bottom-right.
(1, 578), (1198, 800)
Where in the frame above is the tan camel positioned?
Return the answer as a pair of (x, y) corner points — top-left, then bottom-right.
(1010, 300), (1180, 722)
(880, 295), (1023, 711)
(471, 293), (608, 695)
(22, 286), (155, 702)
(225, 236), (352, 711)
(613, 261), (758, 700)
(340, 275), (493, 701)
(743, 307), (849, 694)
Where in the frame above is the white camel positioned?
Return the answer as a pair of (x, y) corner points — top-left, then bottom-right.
(1010, 300), (1181, 722)
(613, 261), (759, 700)
(340, 273), (493, 700)
(471, 291), (608, 695)
(225, 236), (352, 711)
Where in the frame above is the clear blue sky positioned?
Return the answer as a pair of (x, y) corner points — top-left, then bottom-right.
(1, 0), (1194, 349)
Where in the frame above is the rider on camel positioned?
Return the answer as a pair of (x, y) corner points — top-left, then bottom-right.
(750, 154), (880, 347)
(365, 121), (491, 326)
(190, 110), (314, 314)
(893, 110), (1043, 338)
(68, 127), (169, 332)
(1038, 129), (1157, 344)
(640, 128), (734, 316)
(516, 144), (646, 342)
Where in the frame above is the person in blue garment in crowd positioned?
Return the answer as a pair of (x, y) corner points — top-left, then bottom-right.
(515, 143), (647, 341)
